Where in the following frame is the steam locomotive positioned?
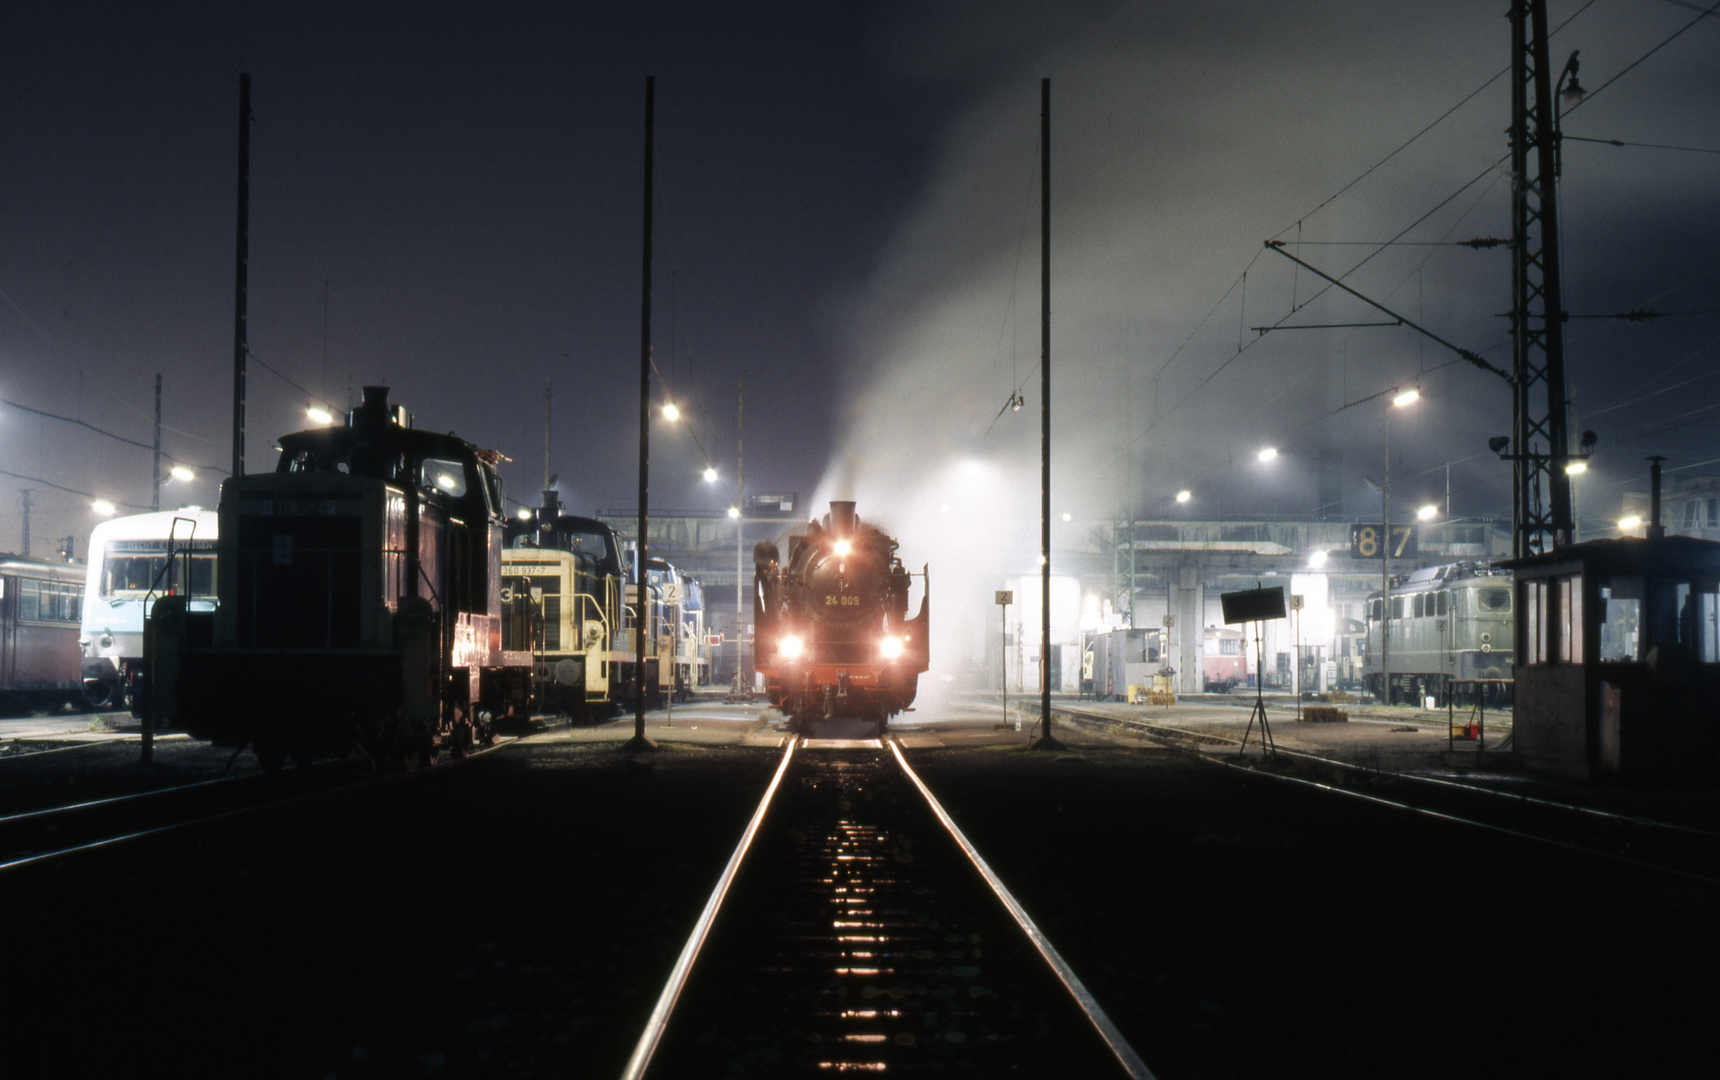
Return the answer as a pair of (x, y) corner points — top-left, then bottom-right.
(146, 386), (531, 769)
(753, 500), (928, 735)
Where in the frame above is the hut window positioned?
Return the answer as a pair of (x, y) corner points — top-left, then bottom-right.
(1534, 581), (1548, 667)
(1651, 579), (1720, 662)
(1556, 576), (1582, 664)
(1597, 577), (1643, 663)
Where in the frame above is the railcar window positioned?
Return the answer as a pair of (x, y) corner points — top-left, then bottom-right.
(1436, 591), (1448, 617)
(16, 579), (80, 623)
(1597, 577), (1643, 663)
(102, 552), (217, 599)
(1219, 638), (1240, 656)
(1477, 587), (1511, 613)
(422, 458), (466, 497)
(1391, 596), (1405, 620)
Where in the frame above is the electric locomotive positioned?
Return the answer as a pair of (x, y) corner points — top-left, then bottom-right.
(1361, 560), (1514, 705)
(148, 386), (530, 768)
(753, 500), (928, 735)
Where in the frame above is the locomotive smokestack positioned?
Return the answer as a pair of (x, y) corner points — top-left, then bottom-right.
(830, 500), (857, 534)
(355, 385), (391, 430)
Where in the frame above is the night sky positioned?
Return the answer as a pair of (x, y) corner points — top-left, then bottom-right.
(4, 2), (1718, 589)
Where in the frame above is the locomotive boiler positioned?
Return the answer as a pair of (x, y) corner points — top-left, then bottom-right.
(146, 386), (531, 769)
(753, 500), (928, 735)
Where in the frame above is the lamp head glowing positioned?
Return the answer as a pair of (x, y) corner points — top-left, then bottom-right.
(1416, 504), (1438, 521)
(306, 405), (334, 425)
(832, 539), (852, 558)
(1393, 388), (1421, 408)
(1258, 447), (1278, 463)
(1565, 461), (1588, 475)
(727, 506), (740, 519)
(1309, 549), (1329, 568)
(517, 506), (533, 520)
(702, 465), (718, 483)
(661, 401), (680, 421)
(1176, 489), (1191, 504)
(779, 634), (805, 660)
(1618, 515), (1643, 530)
(169, 465), (195, 482)
(92, 499), (116, 517)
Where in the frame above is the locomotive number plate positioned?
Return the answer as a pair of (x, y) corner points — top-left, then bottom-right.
(261, 499), (359, 517)
(824, 595), (860, 607)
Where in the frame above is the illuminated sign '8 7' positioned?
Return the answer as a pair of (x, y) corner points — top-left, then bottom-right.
(1349, 523), (1417, 559)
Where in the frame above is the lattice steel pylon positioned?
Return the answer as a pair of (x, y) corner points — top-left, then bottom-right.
(1509, 0), (1576, 559)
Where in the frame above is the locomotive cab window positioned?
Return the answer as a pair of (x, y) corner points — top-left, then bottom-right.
(1476, 587), (1511, 614)
(422, 458), (467, 497)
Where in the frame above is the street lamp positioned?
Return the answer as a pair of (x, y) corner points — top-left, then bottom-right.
(1258, 446), (1278, 463)
(1175, 489), (1191, 504)
(92, 499), (117, 517)
(661, 401), (680, 422)
(306, 404), (334, 425)
(1416, 503), (1438, 522)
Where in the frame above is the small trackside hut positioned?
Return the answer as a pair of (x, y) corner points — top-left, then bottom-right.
(1509, 529), (1720, 780)
(146, 386), (530, 769)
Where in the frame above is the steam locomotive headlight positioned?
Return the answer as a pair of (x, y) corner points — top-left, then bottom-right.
(779, 634), (805, 660)
(878, 635), (904, 660)
(833, 539), (852, 557)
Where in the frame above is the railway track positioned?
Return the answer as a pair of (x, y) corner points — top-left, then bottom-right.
(0, 734), (526, 873)
(1055, 704), (1720, 886)
(626, 737), (1153, 1078)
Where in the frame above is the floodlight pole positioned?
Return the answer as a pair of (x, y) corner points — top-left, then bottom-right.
(735, 375), (746, 696)
(1381, 405), (1392, 705)
(232, 72), (250, 479)
(1033, 77), (1062, 751)
(628, 75), (657, 753)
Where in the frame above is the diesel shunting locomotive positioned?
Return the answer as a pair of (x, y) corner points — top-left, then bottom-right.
(753, 500), (928, 735)
(147, 386), (531, 769)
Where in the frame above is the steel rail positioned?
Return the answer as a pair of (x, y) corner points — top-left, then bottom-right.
(0, 737), (138, 758)
(1206, 755), (1720, 888)
(888, 738), (1158, 1080)
(0, 772), (240, 825)
(1059, 704), (1720, 839)
(1055, 707), (1720, 887)
(0, 732), (527, 875)
(620, 735), (798, 1080)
